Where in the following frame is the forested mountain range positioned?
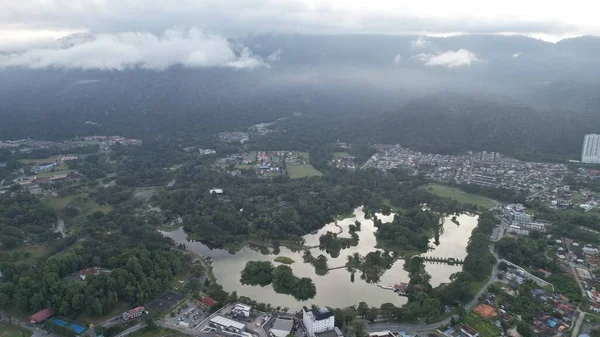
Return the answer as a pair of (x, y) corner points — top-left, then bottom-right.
(1, 34), (599, 159)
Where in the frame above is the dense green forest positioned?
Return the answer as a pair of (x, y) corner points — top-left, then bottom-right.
(240, 261), (316, 301)
(0, 204), (184, 317)
(0, 192), (58, 248)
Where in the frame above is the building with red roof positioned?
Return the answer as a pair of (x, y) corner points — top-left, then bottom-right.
(122, 306), (146, 320)
(29, 308), (55, 323)
(200, 296), (218, 309)
(79, 267), (99, 280)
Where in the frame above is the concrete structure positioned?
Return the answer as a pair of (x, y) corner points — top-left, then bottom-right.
(302, 307), (335, 337)
(209, 315), (246, 333)
(232, 303), (252, 317)
(460, 324), (480, 337)
(315, 327), (343, 337)
(501, 259), (554, 291)
(582, 134), (600, 164)
(270, 317), (294, 337)
(122, 306), (145, 320)
(507, 224), (530, 236)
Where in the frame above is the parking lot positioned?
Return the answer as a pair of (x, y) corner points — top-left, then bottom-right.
(146, 291), (184, 315)
(165, 300), (209, 330)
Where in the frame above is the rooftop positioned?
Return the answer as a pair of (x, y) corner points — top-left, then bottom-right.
(272, 317), (294, 332)
(304, 306), (334, 321)
(210, 315), (246, 331)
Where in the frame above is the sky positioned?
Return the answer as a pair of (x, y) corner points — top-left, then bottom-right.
(1, 0), (599, 70)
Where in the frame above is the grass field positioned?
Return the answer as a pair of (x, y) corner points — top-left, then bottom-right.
(45, 193), (112, 214)
(287, 164), (323, 179)
(333, 152), (352, 158)
(0, 322), (32, 337)
(235, 164), (254, 170)
(426, 184), (496, 209)
(78, 302), (129, 325)
(19, 156), (58, 164)
(274, 256), (295, 264)
(128, 327), (181, 337)
(463, 312), (500, 337)
(0, 244), (49, 264)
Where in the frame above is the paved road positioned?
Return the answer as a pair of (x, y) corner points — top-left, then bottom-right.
(572, 310), (585, 337)
(114, 323), (145, 337)
(367, 245), (500, 333)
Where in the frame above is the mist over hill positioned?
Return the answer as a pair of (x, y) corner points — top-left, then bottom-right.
(1, 33), (599, 158)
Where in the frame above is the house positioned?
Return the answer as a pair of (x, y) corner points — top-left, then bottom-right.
(538, 268), (552, 278)
(231, 303), (252, 317)
(270, 317), (294, 337)
(29, 308), (55, 324)
(369, 331), (399, 337)
(583, 247), (599, 255)
(122, 306), (145, 320)
(209, 315), (246, 333)
(302, 307), (335, 337)
(460, 324), (480, 337)
(590, 302), (600, 313)
(209, 188), (224, 194)
(79, 267), (99, 280)
(199, 296), (218, 310)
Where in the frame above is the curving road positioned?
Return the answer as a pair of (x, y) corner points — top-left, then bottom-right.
(367, 245), (499, 333)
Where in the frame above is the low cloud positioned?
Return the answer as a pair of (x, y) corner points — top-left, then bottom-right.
(411, 36), (434, 50)
(393, 54), (403, 64)
(415, 49), (479, 68)
(512, 52), (522, 58)
(267, 49), (282, 62)
(0, 28), (266, 70)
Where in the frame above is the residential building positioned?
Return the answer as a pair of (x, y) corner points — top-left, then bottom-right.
(460, 324), (480, 337)
(29, 308), (55, 324)
(302, 307), (335, 337)
(270, 317), (294, 337)
(582, 134), (600, 164)
(583, 247), (599, 255)
(79, 267), (99, 280)
(232, 303), (252, 317)
(209, 188), (224, 194)
(209, 315), (246, 333)
(122, 306), (145, 320)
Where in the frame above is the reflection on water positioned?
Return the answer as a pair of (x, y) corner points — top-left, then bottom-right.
(161, 207), (478, 310)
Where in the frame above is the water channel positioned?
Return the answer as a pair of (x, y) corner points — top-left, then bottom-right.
(161, 207), (478, 310)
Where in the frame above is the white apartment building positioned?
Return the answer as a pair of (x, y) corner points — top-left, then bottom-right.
(582, 134), (600, 164)
(302, 307), (335, 337)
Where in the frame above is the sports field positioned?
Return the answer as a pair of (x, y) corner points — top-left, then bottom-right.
(426, 184), (496, 209)
(463, 312), (500, 337)
(287, 164), (322, 179)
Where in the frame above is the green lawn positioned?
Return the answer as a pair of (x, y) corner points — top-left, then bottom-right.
(287, 164), (323, 179)
(45, 193), (111, 215)
(426, 184), (496, 209)
(19, 156), (58, 165)
(78, 302), (130, 325)
(0, 322), (32, 337)
(235, 164), (254, 170)
(128, 327), (181, 337)
(0, 244), (50, 264)
(463, 312), (500, 337)
(333, 152), (352, 158)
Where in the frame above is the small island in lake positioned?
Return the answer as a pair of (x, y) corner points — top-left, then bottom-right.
(274, 256), (295, 264)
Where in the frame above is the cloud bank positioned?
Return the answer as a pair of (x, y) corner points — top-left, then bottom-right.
(0, 29), (265, 70)
(416, 49), (479, 68)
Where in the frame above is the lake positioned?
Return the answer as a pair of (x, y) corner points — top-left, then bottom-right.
(161, 207), (478, 310)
